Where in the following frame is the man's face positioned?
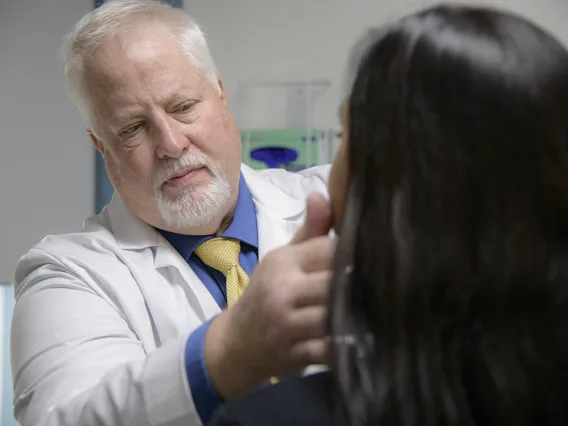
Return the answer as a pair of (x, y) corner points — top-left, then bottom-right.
(85, 24), (242, 234)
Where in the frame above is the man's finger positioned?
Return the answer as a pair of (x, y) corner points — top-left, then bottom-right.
(290, 192), (333, 245)
(294, 236), (336, 272)
(289, 305), (327, 340)
(292, 271), (332, 308)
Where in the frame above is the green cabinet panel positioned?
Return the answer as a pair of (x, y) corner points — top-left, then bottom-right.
(241, 129), (324, 170)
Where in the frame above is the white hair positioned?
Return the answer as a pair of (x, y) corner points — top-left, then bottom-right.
(60, 0), (220, 132)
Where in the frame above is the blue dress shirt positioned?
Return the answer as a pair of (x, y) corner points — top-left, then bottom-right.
(158, 173), (259, 424)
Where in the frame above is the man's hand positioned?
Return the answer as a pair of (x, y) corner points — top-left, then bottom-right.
(204, 193), (335, 399)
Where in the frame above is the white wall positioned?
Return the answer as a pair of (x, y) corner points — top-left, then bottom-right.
(185, 0), (568, 131)
(0, 0), (94, 281)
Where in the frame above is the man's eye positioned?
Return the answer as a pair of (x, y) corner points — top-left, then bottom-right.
(176, 102), (195, 113)
(119, 123), (143, 137)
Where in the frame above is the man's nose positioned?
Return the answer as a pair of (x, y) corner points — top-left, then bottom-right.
(154, 117), (189, 159)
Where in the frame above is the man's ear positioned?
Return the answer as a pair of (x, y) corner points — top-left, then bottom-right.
(217, 78), (227, 104)
(89, 131), (104, 156)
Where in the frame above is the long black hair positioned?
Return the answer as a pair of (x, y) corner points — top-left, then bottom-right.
(329, 4), (568, 426)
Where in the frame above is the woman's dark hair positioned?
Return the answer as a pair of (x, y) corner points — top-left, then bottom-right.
(329, 4), (568, 426)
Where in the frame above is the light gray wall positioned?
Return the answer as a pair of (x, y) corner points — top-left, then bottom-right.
(185, 0), (568, 131)
(0, 0), (94, 282)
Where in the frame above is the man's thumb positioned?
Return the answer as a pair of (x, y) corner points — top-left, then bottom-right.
(290, 192), (332, 244)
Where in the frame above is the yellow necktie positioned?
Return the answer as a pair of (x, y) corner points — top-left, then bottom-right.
(194, 237), (249, 307)
(194, 237), (278, 384)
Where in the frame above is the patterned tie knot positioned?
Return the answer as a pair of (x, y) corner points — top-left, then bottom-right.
(194, 237), (241, 276)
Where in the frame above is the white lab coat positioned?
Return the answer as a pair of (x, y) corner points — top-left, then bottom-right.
(11, 164), (331, 426)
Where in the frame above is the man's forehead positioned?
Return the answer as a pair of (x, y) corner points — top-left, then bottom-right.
(83, 53), (207, 124)
(84, 34), (199, 90)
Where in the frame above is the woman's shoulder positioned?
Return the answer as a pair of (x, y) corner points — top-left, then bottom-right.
(209, 372), (337, 426)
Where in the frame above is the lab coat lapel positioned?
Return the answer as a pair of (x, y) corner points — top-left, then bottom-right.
(154, 237), (221, 321)
(254, 203), (299, 260)
(107, 195), (220, 344)
(241, 165), (307, 260)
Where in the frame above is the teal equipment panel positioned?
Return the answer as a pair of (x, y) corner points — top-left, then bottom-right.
(241, 129), (325, 171)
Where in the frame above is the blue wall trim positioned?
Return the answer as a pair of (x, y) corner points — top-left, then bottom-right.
(94, 0), (183, 213)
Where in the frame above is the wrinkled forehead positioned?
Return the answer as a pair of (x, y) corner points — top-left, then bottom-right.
(80, 30), (208, 133)
(83, 34), (209, 116)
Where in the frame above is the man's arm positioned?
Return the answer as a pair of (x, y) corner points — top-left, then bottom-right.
(12, 194), (335, 426)
(11, 250), (203, 426)
(185, 319), (223, 424)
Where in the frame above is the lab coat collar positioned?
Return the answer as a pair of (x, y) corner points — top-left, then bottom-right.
(240, 163), (306, 220)
(106, 192), (161, 250)
(106, 163), (307, 252)
(240, 164), (307, 259)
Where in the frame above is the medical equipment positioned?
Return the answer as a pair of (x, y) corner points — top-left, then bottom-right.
(236, 80), (337, 171)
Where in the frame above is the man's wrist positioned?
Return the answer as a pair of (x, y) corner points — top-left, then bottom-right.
(185, 320), (223, 424)
(204, 309), (262, 399)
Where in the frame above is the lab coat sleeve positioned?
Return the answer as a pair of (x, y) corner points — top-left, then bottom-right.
(11, 249), (203, 426)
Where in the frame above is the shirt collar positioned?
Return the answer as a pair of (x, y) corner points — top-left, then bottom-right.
(158, 172), (258, 260)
